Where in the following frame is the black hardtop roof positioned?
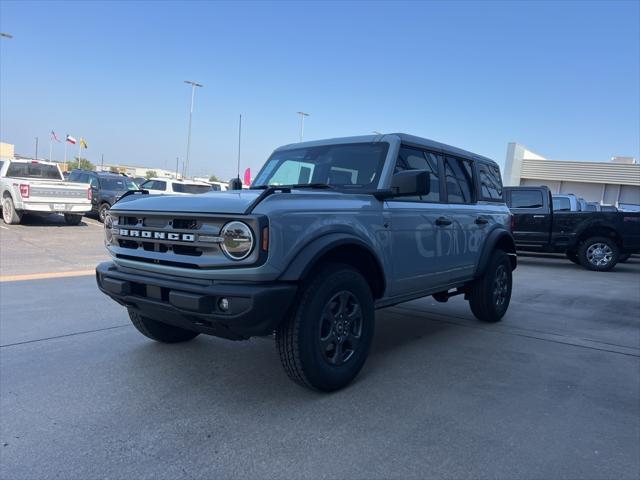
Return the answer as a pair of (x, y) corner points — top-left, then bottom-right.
(276, 133), (497, 166)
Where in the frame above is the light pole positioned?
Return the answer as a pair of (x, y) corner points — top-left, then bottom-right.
(183, 80), (203, 179)
(297, 111), (309, 142)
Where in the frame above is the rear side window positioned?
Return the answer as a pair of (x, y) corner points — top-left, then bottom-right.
(6, 162), (62, 180)
(478, 163), (503, 201)
(510, 190), (544, 209)
(394, 146), (441, 202)
(553, 197), (571, 211)
(444, 157), (474, 204)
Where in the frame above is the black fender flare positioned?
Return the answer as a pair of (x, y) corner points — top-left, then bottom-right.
(474, 228), (517, 277)
(279, 233), (387, 295)
(570, 220), (620, 248)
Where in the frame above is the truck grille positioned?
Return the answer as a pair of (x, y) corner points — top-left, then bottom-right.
(30, 187), (86, 198)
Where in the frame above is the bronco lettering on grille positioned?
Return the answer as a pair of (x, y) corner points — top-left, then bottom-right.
(118, 229), (196, 242)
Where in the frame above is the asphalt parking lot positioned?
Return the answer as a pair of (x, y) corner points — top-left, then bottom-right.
(1, 214), (639, 479)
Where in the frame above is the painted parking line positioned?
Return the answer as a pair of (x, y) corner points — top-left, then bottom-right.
(0, 269), (95, 283)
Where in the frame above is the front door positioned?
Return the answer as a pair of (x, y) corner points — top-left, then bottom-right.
(386, 146), (450, 296)
(508, 189), (550, 249)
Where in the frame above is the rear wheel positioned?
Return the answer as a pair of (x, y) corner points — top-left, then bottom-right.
(578, 237), (619, 272)
(64, 213), (82, 225)
(275, 263), (375, 392)
(2, 196), (22, 225)
(128, 310), (199, 343)
(469, 250), (512, 323)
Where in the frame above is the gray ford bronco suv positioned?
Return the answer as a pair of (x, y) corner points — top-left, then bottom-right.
(96, 134), (516, 391)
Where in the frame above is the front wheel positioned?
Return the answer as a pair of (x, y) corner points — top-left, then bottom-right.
(128, 310), (199, 343)
(469, 250), (512, 323)
(98, 203), (110, 223)
(64, 213), (82, 226)
(275, 264), (375, 392)
(2, 196), (22, 225)
(578, 237), (619, 272)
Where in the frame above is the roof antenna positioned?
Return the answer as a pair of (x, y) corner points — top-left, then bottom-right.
(229, 114), (243, 190)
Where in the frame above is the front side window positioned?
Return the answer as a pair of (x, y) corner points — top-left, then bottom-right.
(510, 190), (544, 209)
(394, 146), (441, 202)
(253, 143), (389, 191)
(101, 177), (138, 191)
(445, 157), (474, 204)
(6, 162), (62, 180)
(478, 163), (503, 201)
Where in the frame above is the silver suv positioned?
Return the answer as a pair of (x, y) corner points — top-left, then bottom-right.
(96, 134), (516, 391)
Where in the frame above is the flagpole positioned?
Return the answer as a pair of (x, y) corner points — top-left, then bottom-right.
(64, 140), (67, 171)
(78, 138), (81, 168)
(49, 138), (53, 161)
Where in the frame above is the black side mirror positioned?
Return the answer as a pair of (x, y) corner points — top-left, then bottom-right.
(390, 169), (430, 197)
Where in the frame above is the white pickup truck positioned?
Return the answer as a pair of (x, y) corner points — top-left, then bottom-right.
(0, 158), (92, 225)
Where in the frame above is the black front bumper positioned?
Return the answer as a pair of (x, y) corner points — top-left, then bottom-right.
(96, 261), (297, 340)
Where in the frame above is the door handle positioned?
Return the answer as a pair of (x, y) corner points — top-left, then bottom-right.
(435, 217), (452, 226)
(475, 217), (489, 225)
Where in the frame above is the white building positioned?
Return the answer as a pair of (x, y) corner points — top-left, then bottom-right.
(504, 143), (640, 208)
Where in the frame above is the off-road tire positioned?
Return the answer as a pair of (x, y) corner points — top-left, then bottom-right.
(64, 213), (82, 226)
(98, 203), (110, 223)
(469, 249), (512, 323)
(128, 309), (199, 343)
(275, 263), (375, 392)
(578, 236), (619, 272)
(2, 195), (22, 225)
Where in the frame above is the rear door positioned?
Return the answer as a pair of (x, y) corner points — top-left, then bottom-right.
(385, 146), (449, 296)
(507, 188), (550, 248)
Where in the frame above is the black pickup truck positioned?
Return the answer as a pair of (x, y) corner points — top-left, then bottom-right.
(504, 186), (640, 271)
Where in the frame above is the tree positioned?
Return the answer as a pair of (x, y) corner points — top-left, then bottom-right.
(109, 166), (119, 173)
(209, 174), (221, 182)
(145, 170), (158, 179)
(73, 157), (95, 171)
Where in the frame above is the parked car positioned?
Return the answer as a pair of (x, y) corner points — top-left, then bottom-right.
(131, 177), (147, 188)
(505, 186), (640, 271)
(552, 193), (583, 212)
(67, 170), (138, 222)
(140, 177), (213, 195)
(96, 133), (517, 391)
(0, 159), (91, 225)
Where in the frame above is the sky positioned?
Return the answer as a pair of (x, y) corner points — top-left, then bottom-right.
(1, 0), (638, 180)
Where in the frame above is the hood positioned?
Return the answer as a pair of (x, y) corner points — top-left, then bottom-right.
(110, 190), (263, 215)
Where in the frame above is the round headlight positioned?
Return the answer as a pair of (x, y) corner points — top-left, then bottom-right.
(220, 221), (254, 260)
(104, 214), (114, 245)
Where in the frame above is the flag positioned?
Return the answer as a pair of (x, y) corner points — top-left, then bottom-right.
(50, 131), (61, 143)
(80, 138), (88, 149)
(244, 167), (251, 186)
(66, 135), (77, 145)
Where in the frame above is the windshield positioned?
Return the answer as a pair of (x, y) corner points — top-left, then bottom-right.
(172, 183), (212, 194)
(6, 162), (62, 180)
(252, 143), (389, 190)
(101, 177), (138, 191)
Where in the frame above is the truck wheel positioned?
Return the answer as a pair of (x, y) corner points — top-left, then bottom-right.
(98, 203), (110, 223)
(64, 213), (82, 226)
(578, 237), (619, 272)
(469, 249), (512, 323)
(275, 263), (375, 392)
(2, 195), (22, 225)
(128, 310), (199, 343)
(618, 253), (631, 263)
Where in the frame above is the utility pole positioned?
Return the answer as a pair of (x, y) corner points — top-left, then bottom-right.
(35, 137), (38, 160)
(297, 111), (310, 142)
(183, 80), (203, 179)
(175, 156), (179, 179)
